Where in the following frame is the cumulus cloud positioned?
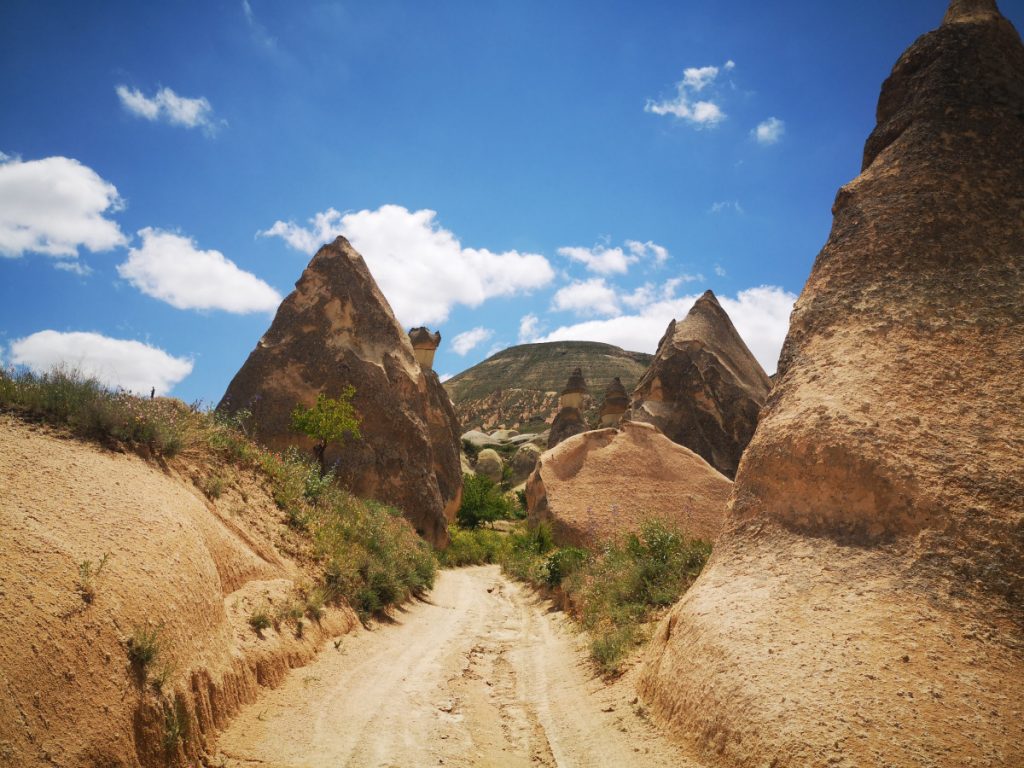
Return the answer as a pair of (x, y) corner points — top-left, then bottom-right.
(451, 327), (494, 356)
(625, 239), (669, 265)
(116, 85), (223, 134)
(0, 154), (126, 260)
(260, 205), (555, 326)
(645, 61), (733, 127)
(537, 285), (796, 374)
(754, 117), (785, 145)
(117, 228), (281, 313)
(438, 372), (453, 383)
(518, 313), (541, 343)
(9, 330), (193, 395)
(551, 278), (621, 317)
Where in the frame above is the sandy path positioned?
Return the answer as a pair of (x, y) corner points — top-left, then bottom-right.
(217, 565), (700, 768)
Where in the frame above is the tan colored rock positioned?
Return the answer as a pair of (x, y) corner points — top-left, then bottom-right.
(408, 327), (441, 370)
(548, 368), (590, 450)
(640, 4), (1024, 766)
(598, 377), (629, 427)
(509, 442), (542, 485)
(559, 366), (588, 410)
(629, 290), (771, 478)
(475, 448), (504, 484)
(219, 237), (461, 547)
(526, 421), (732, 549)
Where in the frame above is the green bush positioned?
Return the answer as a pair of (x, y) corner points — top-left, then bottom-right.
(127, 625), (162, 671)
(440, 526), (509, 567)
(248, 607), (272, 633)
(457, 473), (514, 529)
(290, 387), (361, 475)
(543, 547), (588, 588)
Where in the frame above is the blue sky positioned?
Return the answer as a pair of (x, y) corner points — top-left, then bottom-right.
(3, 0), (1021, 401)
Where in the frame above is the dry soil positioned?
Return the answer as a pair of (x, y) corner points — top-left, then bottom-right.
(216, 565), (699, 768)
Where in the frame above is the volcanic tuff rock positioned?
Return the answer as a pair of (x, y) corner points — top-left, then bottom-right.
(526, 421), (732, 549)
(444, 341), (652, 433)
(547, 367), (590, 450)
(640, 3), (1024, 766)
(474, 448), (503, 483)
(219, 237), (461, 547)
(628, 290), (771, 478)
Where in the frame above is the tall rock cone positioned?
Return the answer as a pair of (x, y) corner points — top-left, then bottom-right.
(219, 237), (461, 547)
(639, 4), (1024, 767)
(629, 290), (771, 478)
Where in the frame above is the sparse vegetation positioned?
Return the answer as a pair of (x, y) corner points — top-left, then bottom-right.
(439, 519), (710, 674)
(0, 367), (186, 456)
(127, 625), (163, 672)
(77, 552), (110, 603)
(290, 388), (362, 475)
(200, 474), (226, 499)
(161, 696), (189, 756)
(248, 606), (273, 634)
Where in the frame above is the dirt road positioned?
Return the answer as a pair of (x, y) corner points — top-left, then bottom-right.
(217, 565), (700, 768)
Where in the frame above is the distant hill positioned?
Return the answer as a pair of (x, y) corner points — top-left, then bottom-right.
(444, 341), (653, 433)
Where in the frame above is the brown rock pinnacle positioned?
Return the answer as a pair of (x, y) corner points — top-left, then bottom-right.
(640, 2), (1024, 766)
(628, 290), (771, 478)
(548, 368), (589, 449)
(219, 237), (461, 547)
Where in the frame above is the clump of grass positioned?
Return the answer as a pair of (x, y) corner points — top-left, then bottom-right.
(162, 696), (189, 756)
(248, 606), (273, 634)
(200, 474), (226, 500)
(150, 661), (176, 694)
(127, 625), (163, 671)
(77, 552), (110, 603)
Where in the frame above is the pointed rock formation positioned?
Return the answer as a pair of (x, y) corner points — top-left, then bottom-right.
(629, 290), (771, 478)
(598, 377), (629, 427)
(219, 237), (461, 547)
(526, 422), (732, 549)
(547, 367), (589, 449)
(640, 4), (1024, 766)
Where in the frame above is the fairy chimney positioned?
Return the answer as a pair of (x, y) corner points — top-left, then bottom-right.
(560, 367), (588, 410)
(408, 327), (441, 371)
(599, 377), (629, 427)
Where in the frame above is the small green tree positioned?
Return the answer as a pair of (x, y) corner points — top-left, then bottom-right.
(457, 473), (512, 529)
(290, 387), (361, 475)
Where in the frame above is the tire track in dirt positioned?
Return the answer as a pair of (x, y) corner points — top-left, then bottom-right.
(217, 565), (701, 767)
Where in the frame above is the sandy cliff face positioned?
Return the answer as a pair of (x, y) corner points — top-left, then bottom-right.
(219, 237), (461, 547)
(628, 291), (771, 479)
(526, 421), (732, 549)
(639, 2), (1024, 766)
(0, 416), (357, 768)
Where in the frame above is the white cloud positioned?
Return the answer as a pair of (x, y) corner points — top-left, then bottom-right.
(116, 85), (223, 134)
(537, 285), (796, 374)
(118, 228), (281, 313)
(710, 200), (745, 215)
(53, 260), (93, 276)
(451, 327), (494, 356)
(260, 205), (555, 326)
(645, 61), (732, 127)
(715, 264), (727, 277)
(9, 330), (193, 395)
(0, 154), (127, 260)
(438, 372), (453, 383)
(551, 278), (622, 317)
(625, 239), (669, 265)
(518, 313), (541, 343)
(754, 117), (785, 145)
(557, 244), (634, 275)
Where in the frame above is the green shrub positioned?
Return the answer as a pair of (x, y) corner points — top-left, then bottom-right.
(543, 547), (588, 588)
(440, 526), (509, 567)
(290, 388), (361, 475)
(457, 473), (513, 529)
(162, 696), (189, 755)
(201, 474), (225, 500)
(77, 552), (110, 604)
